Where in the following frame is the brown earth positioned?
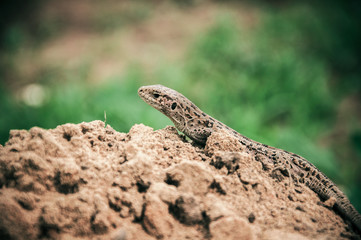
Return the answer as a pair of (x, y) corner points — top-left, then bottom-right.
(0, 121), (358, 239)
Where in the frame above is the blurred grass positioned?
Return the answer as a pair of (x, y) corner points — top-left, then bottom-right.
(0, 0), (360, 211)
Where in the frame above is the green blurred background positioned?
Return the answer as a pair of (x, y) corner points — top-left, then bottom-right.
(1, 0), (360, 210)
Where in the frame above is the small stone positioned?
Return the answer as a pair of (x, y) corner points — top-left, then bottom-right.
(205, 129), (246, 155)
(238, 169), (259, 185)
(166, 161), (213, 195)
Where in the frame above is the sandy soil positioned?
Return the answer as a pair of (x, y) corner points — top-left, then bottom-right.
(0, 121), (358, 239)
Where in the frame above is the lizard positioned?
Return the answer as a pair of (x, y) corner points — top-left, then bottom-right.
(138, 84), (361, 233)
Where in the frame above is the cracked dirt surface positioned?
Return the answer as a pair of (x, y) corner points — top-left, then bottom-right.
(0, 121), (358, 239)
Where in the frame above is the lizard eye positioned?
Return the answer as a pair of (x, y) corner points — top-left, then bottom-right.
(153, 93), (160, 99)
(171, 102), (177, 110)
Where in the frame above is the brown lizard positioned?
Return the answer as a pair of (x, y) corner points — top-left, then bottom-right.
(138, 84), (361, 233)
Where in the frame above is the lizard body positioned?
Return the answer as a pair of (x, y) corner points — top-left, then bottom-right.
(138, 84), (361, 233)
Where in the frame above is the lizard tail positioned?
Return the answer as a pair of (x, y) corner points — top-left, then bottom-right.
(336, 196), (361, 233)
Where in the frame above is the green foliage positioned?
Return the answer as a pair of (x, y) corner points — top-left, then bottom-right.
(182, 14), (338, 176)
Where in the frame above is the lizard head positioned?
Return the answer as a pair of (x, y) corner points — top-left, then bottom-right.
(138, 84), (216, 143)
(138, 85), (188, 131)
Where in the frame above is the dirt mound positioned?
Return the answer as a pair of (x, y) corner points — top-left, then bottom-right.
(0, 121), (357, 239)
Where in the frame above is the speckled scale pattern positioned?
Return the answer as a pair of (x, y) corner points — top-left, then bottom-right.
(138, 84), (361, 233)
